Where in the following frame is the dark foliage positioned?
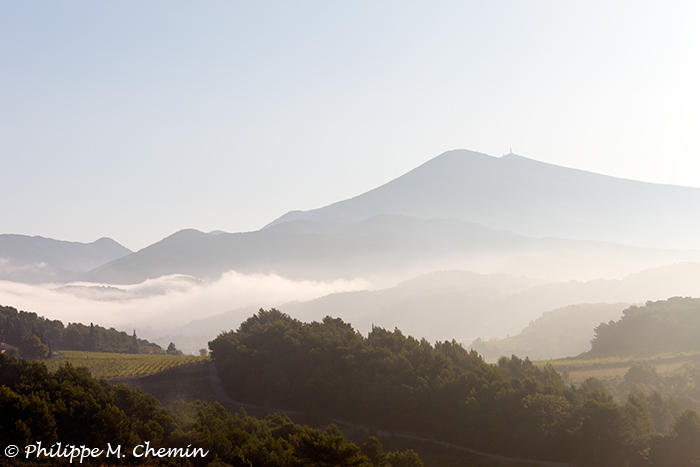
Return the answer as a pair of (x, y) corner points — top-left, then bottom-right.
(166, 342), (183, 356)
(209, 309), (700, 466)
(590, 297), (700, 357)
(0, 354), (420, 466)
(0, 305), (161, 357)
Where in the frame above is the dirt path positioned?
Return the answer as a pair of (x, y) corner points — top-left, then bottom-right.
(207, 363), (569, 467)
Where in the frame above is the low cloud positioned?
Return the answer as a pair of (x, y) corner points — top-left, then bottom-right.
(0, 271), (372, 332)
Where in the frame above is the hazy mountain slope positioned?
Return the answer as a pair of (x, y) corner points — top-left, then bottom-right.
(142, 273), (540, 352)
(470, 303), (629, 362)
(0, 235), (131, 283)
(84, 216), (531, 283)
(85, 214), (700, 285)
(280, 263), (700, 344)
(147, 271), (544, 353)
(162, 263), (700, 354)
(83, 149), (700, 284)
(267, 149), (700, 250)
(280, 273), (640, 344)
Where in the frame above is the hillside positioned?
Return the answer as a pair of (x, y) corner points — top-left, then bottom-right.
(42, 350), (206, 379)
(208, 308), (700, 466)
(282, 265), (700, 344)
(471, 303), (629, 361)
(0, 304), (163, 358)
(0, 234), (131, 283)
(588, 297), (700, 357)
(164, 264), (700, 354)
(267, 149), (700, 250)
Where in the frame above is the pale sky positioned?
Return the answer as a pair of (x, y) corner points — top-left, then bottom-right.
(3, 0), (700, 250)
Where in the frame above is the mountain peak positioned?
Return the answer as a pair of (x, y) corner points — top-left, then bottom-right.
(167, 229), (207, 240)
(263, 148), (700, 250)
(0, 234), (133, 282)
(429, 148), (495, 163)
(92, 236), (127, 248)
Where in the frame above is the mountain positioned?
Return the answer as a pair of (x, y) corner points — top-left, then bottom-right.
(470, 303), (629, 361)
(0, 234), (131, 283)
(82, 149), (700, 284)
(84, 216), (527, 283)
(267, 149), (700, 250)
(83, 215), (699, 284)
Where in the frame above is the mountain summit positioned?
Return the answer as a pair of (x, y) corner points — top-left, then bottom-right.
(266, 149), (700, 250)
(79, 150), (700, 284)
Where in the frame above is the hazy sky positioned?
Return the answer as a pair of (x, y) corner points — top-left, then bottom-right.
(3, 0), (700, 250)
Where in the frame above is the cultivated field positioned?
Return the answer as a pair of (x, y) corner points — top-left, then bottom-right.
(538, 351), (700, 383)
(43, 350), (208, 380)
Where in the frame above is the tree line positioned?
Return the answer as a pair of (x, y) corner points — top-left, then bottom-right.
(590, 297), (700, 357)
(0, 305), (162, 358)
(209, 308), (700, 466)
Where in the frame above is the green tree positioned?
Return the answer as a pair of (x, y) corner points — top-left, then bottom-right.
(166, 342), (182, 355)
(385, 449), (423, 467)
(361, 436), (385, 465)
(650, 410), (700, 466)
(20, 334), (49, 359)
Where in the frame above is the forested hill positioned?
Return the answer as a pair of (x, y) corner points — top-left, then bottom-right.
(209, 309), (700, 466)
(588, 297), (700, 357)
(0, 305), (162, 358)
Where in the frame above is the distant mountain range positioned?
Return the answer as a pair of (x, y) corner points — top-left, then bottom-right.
(6, 149), (700, 286)
(81, 214), (699, 284)
(0, 235), (131, 283)
(83, 149), (700, 284)
(82, 216), (527, 283)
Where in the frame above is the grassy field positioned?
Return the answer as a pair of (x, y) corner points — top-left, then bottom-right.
(536, 350), (700, 383)
(43, 350), (208, 380)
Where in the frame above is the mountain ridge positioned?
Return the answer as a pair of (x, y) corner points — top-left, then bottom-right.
(9, 149), (700, 284)
(82, 214), (700, 284)
(0, 234), (132, 283)
(265, 149), (700, 250)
